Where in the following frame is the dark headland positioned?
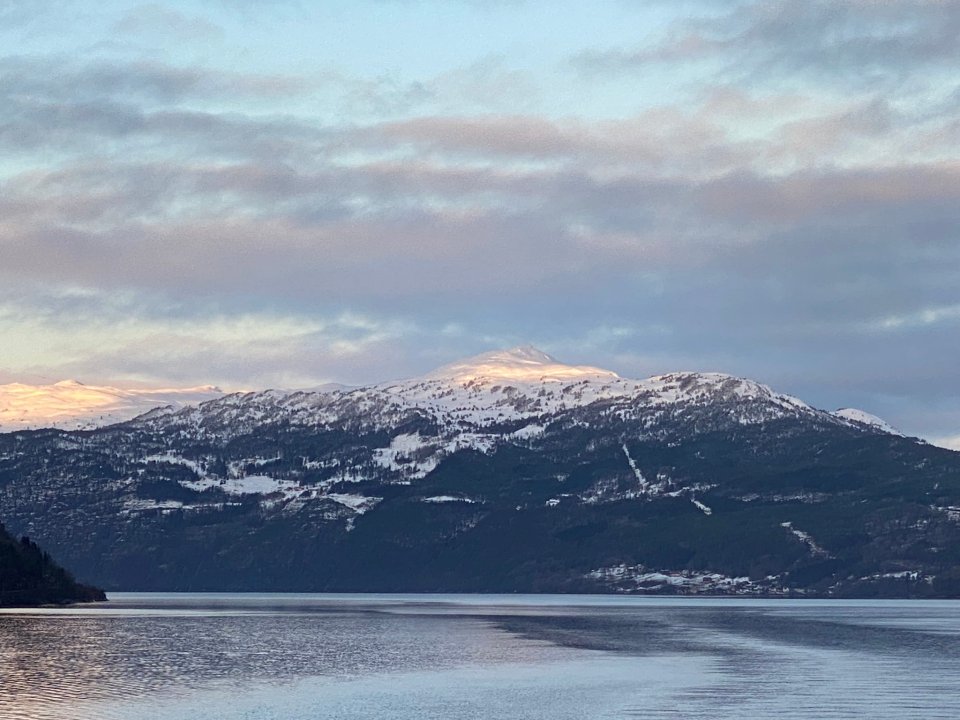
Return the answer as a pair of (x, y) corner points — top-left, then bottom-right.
(0, 522), (105, 607)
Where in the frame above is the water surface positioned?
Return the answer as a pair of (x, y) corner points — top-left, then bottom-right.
(1, 594), (958, 719)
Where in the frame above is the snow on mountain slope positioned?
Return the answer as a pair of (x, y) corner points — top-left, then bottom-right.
(373, 347), (818, 429)
(133, 346), (833, 446)
(0, 380), (223, 431)
(833, 408), (902, 435)
(5, 346), (947, 598)
(5, 347), (895, 441)
(105, 349), (909, 516)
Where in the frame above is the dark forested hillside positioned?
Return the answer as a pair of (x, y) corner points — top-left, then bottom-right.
(0, 523), (105, 606)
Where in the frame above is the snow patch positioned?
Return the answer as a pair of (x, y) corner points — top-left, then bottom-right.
(123, 499), (185, 513)
(228, 456), (281, 477)
(833, 408), (901, 435)
(511, 423), (545, 439)
(622, 443), (649, 492)
(371, 432), (440, 480)
(144, 453), (204, 475)
(781, 521), (831, 558)
(421, 495), (479, 504)
(691, 498), (713, 515)
(326, 493), (382, 514)
(587, 564), (782, 595)
(932, 505), (960, 523)
(181, 474), (299, 496)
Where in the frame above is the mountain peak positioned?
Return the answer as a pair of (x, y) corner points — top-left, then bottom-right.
(425, 346), (619, 384)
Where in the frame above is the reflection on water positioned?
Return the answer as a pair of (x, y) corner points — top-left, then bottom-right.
(1, 595), (959, 719)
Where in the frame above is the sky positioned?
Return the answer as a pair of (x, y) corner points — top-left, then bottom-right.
(1, 0), (958, 447)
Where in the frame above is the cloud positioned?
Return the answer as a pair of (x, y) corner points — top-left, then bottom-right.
(2, 95), (958, 328)
(0, 286), (417, 388)
(932, 435), (960, 452)
(1, 2), (958, 443)
(113, 4), (223, 41)
(575, 0), (960, 88)
(366, 113), (741, 175)
(0, 55), (306, 106)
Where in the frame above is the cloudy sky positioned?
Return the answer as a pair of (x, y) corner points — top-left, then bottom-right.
(1, 0), (958, 446)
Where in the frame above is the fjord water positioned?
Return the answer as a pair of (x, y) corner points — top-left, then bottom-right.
(1, 595), (958, 719)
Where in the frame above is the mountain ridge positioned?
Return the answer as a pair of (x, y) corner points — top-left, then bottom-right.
(125, 346), (877, 443)
(1, 347), (901, 443)
(2, 346), (958, 598)
(0, 380), (223, 432)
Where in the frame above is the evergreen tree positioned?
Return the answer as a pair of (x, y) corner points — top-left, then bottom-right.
(0, 521), (106, 606)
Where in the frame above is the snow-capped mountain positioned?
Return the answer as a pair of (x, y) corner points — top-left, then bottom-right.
(2, 347), (957, 598)
(131, 346), (864, 439)
(376, 346), (818, 429)
(0, 380), (223, 431)
(1, 348), (896, 442)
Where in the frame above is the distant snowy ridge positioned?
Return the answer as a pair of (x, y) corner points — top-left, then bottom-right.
(353, 347), (822, 431)
(127, 346), (897, 446)
(110, 345), (910, 508)
(0, 380), (223, 431)
(0, 347), (902, 439)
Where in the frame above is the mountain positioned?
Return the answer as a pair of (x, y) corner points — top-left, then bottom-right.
(2, 347), (959, 597)
(0, 380), (223, 432)
(0, 522), (105, 606)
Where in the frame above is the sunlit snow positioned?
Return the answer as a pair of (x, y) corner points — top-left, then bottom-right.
(0, 380), (222, 431)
